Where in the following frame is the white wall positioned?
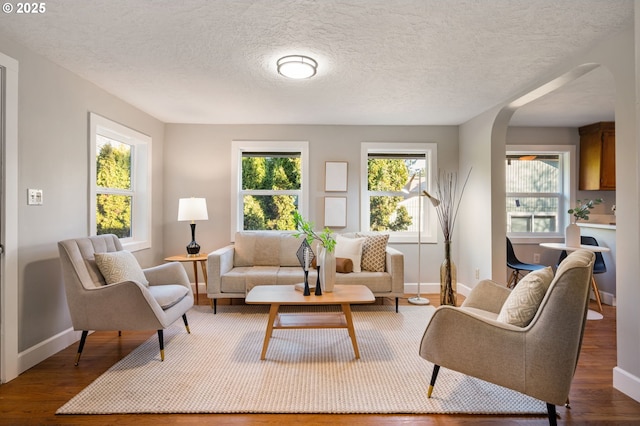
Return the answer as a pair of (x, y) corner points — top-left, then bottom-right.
(0, 35), (166, 377)
(163, 124), (459, 289)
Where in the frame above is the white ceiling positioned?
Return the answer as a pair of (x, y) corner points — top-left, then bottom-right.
(0, 0), (632, 126)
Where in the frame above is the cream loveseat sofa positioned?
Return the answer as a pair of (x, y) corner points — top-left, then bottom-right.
(207, 231), (404, 313)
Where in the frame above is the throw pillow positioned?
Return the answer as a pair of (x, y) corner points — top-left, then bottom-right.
(335, 257), (353, 273)
(335, 235), (366, 273)
(357, 233), (389, 272)
(311, 257), (353, 273)
(94, 251), (149, 287)
(496, 266), (554, 327)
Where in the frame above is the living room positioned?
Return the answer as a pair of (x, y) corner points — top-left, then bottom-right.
(1, 1), (640, 422)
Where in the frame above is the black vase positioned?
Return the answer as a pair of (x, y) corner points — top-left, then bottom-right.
(315, 266), (323, 296)
(303, 270), (310, 296)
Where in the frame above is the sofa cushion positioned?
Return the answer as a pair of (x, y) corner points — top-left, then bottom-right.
(148, 284), (189, 309)
(335, 271), (392, 292)
(357, 233), (389, 272)
(280, 233), (305, 266)
(94, 251), (149, 287)
(335, 235), (365, 273)
(233, 232), (256, 267)
(497, 266), (554, 327)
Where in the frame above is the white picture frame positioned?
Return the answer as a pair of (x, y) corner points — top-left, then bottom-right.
(324, 196), (347, 227)
(325, 161), (348, 192)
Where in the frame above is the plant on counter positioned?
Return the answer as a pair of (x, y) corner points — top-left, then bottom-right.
(568, 198), (604, 222)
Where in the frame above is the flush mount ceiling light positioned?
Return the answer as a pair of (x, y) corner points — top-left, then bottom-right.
(277, 55), (318, 79)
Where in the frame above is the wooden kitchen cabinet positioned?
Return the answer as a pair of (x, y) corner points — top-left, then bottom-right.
(579, 121), (615, 190)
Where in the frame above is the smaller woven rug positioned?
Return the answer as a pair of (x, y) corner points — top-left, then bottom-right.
(57, 304), (547, 415)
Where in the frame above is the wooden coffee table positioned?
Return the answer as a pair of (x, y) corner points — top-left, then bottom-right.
(245, 284), (375, 360)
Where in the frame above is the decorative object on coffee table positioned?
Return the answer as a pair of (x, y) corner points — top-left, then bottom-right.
(431, 169), (471, 306)
(294, 211), (337, 292)
(315, 266), (323, 295)
(296, 239), (315, 296)
(177, 197), (208, 256)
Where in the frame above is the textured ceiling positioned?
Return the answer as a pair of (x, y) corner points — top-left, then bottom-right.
(0, 0), (632, 126)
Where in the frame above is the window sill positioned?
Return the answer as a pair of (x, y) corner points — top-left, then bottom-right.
(122, 240), (151, 252)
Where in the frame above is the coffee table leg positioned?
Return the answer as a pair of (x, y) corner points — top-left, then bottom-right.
(261, 303), (280, 360)
(342, 303), (360, 359)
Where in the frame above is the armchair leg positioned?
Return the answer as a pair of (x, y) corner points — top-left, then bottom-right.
(157, 330), (165, 361)
(74, 330), (89, 366)
(428, 364), (440, 398)
(182, 313), (191, 334)
(546, 402), (557, 426)
(213, 299), (217, 314)
(395, 297), (399, 313)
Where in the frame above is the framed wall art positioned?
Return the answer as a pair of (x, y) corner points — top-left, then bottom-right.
(324, 196), (347, 227)
(325, 161), (348, 192)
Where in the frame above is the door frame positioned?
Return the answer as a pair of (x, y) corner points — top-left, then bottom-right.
(1, 51), (19, 383)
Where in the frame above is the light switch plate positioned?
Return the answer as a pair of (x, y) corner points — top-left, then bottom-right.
(27, 188), (43, 205)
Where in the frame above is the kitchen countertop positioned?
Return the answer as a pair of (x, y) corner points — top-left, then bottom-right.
(578, 223), (616, 230)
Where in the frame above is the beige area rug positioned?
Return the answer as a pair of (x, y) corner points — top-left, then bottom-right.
(57, 304), (546, 415)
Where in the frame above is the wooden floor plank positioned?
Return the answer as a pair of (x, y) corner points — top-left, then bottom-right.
(1, 295), (639, 425)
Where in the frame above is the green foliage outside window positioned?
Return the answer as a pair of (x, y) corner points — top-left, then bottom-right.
(242, 156), (300, 231)
(368, 159), (413, 231)
(96, 140), (132, 238)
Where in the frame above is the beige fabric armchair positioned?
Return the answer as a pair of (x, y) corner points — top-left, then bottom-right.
(58, 234), (194, 364)
(419, 249), (595, 425)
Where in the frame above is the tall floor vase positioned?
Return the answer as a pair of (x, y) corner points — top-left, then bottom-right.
(440, 240), (457, 306)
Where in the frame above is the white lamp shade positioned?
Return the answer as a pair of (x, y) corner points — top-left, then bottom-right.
(178, 198), (209, 221)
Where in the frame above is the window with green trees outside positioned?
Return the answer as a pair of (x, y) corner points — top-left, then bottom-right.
(241, 152), (301, 231)
(96, 136), (132, 238)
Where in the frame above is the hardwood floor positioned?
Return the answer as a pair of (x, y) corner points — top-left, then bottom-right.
(1, 295), (639, 425)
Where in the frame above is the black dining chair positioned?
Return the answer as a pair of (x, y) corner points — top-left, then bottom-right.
(557, 235), (605, 313)
(506, 237), (546, 288)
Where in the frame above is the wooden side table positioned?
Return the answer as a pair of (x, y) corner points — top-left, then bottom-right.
(164, 253), (208, 304)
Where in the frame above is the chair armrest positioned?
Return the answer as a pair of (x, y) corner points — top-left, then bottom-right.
(460, 279), (511, 314)
(70, 281), (168, 331)
(207, 244), (235, 294)
(144, 262), (190, 288)
(419, 306), (526, 391)
(385, 246), (405, 294)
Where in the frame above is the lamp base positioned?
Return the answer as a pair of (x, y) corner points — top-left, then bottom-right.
(186, 241), (200, 256)
(408, 296), (430, 305)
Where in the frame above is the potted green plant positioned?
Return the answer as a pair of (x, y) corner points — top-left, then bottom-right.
(568, 198), (603, 222)
(293, 211), (336, 252)
(293, 211), (337, 292)
(565, 198), (603, 247)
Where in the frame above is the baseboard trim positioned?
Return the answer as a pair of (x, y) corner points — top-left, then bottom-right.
(613, 366), (640, 403)
(18, 327), (82, 375)
(403, 283), (472, 298)
(598, 290), (616, 306)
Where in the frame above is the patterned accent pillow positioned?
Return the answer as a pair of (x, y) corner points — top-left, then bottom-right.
(496, 267), (554, 327)
(357, 233), (389, 272)
(94, 251), (149, 287)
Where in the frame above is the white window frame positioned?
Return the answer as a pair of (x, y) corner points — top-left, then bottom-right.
(506, 144), (575, 241)
(361, 142), (438, 243)
(89, 113), (152, 252)
(231, 140), (309, 240)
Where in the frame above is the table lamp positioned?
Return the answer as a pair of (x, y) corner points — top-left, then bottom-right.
(178, 197), (208, 256)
